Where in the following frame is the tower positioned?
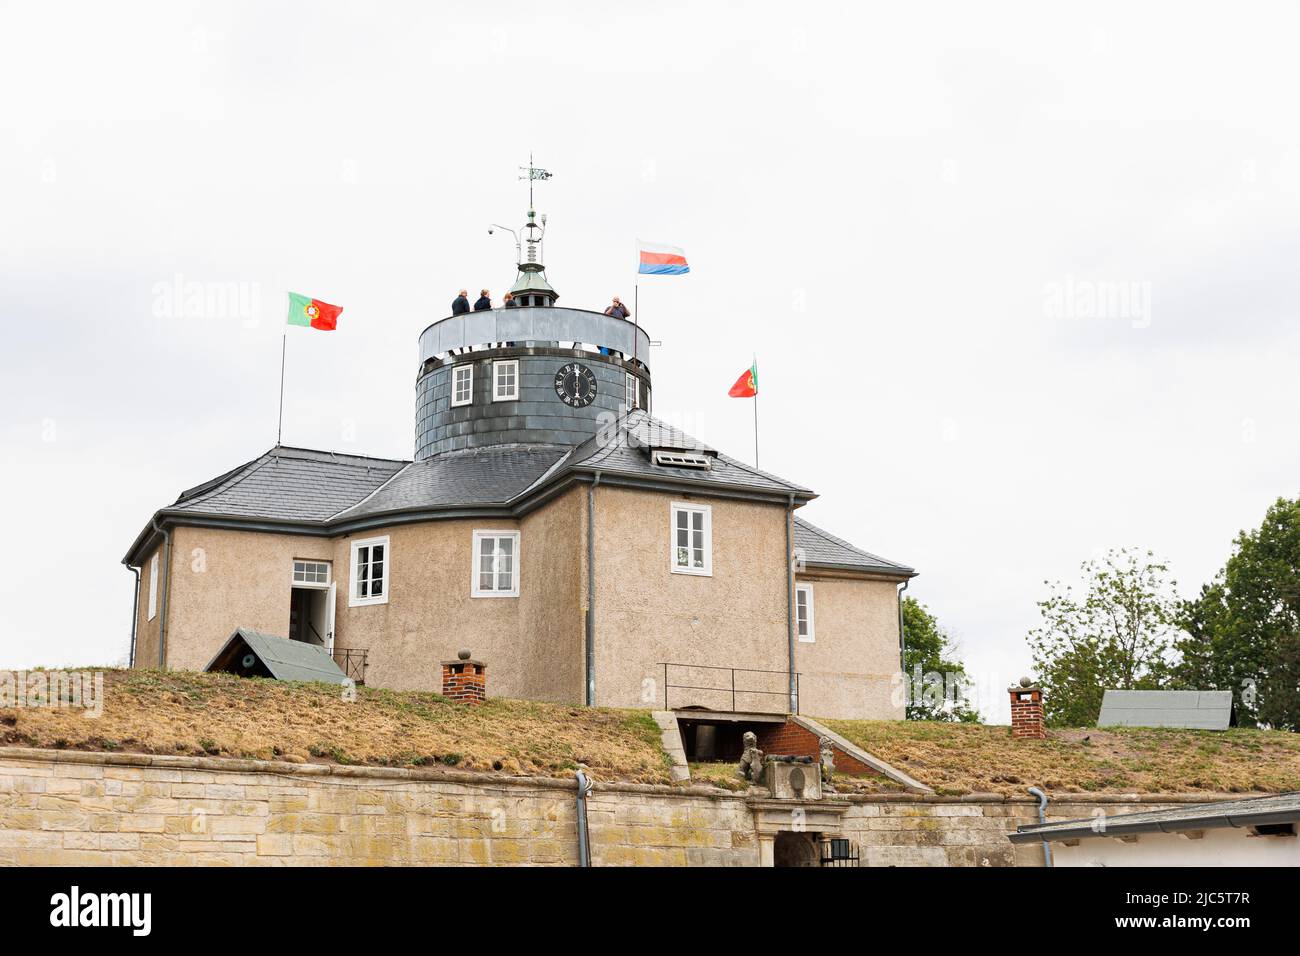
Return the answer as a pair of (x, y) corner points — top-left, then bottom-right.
(414, 161), (651, 460)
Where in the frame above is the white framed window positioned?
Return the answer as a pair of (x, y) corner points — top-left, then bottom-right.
(493, 360), (519, 401)
(472, 530), (520, 597)
(670, 502), (712, 576)
(349, 535), (390, 607)
(147, 553), (159, 621)
(293, 559), (331, 588)
(624, 372), (637, 410)
(796, 584), (815, 642)
(451, 364), (473, 407)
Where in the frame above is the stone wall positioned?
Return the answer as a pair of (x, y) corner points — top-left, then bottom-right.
(0, 748), (1216, 867)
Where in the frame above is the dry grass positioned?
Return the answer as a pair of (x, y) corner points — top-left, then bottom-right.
(0, 669), (672, 784)
(822, 718), (1300, 796)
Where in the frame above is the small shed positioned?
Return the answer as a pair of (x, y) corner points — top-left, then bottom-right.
(1097, 689), (1233, 730)
(204, 628), (351, 686)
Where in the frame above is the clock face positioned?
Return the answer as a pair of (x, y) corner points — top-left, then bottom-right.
(554, 362), (598, 407)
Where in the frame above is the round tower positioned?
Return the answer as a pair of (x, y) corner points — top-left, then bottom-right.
(415, 164), (650, 459)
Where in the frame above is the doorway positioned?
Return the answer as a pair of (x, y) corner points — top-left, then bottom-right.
(289, 560), (335, 650)
(773, 831), (821, 868)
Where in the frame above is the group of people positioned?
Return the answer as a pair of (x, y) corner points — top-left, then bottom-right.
(451, 289), (516, 314)
(449, 290), (634, 321)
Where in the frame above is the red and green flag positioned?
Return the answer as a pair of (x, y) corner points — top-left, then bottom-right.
(728, 361), (758, 398)
(286, 292), (342, 331)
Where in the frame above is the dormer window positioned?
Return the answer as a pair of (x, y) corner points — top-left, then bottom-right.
(652, 450), (711, 470)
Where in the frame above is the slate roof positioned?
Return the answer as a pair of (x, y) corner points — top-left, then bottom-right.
(169, 447), (407, 523)
(204, 628), (351, 685)
(1097, 690), (1234, 730)
(1009, 791), (1300, 843)
(794, 516), (914, 576)
(566, 409), (813, 497)
(334, 444), (571, 521)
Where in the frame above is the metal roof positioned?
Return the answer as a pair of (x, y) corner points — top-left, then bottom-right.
(204, 628), (351, 685)
(794, 516), (914, 577)
(1009, 791), (1300, 843)
(1097, 690), (1234, 730)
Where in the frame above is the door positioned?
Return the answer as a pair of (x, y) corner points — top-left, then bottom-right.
(325, 582), (337, 653)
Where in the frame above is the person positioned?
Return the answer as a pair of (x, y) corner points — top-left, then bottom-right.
(604, 296), (631, 320)
(474, 289), (492, 311)
(503, 292), (518, 308)
(451, 290), (470, 315)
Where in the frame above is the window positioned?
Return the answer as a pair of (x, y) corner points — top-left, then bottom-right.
(293, 560), (331, 587)
(493, 360), (519, 401)
(624, 372), (637, 410)
(147, 553), (159, 621)
(472, 531), (520, 597)
(652, 450), (711, 470)
(452, 364), (473, 407)
(796, 584), (815, 642)
(670, 502), (712, 576)
(349, 535), (390, 607)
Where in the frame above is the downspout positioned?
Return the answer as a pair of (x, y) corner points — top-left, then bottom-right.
(585, 472), (601, 707)
(126, 564), (141, 668)
(1027, 787), (1053, 868)
(897, 579), (910, 674)
(151, 518), (173, 668)
(785, 494), (796, 713)
(574, 769), (593, 867)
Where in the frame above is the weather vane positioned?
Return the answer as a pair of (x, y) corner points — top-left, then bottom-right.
(518, 152), (552, 210)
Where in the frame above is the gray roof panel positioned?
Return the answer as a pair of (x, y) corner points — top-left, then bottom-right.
(205, 628), (351, 685)
(1009, 791), (1300, 843)
(1097, 690), (1234, 730)
(794, 515), (914, 576)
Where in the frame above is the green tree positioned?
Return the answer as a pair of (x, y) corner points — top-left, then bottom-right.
(1027, 549), (1179, 726)
(1176, 497), (1300, 729)
(901, 596), (980, 722)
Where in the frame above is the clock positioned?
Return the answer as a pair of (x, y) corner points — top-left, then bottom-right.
(554, 362), (598, 407)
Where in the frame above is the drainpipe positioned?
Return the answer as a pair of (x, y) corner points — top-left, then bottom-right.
(785, 494), (796, 713)
(126, 564), (141, 668)
(585, 472), (601, 707)
(151, 518), (173, 668)
(575, 769), (593, 866)
(1027, 787), (1053, 868)
(897, 579), (910, 674)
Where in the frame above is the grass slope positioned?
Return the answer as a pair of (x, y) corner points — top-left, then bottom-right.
(0, 669), (672, 784)
(823, 719), (1300, 796)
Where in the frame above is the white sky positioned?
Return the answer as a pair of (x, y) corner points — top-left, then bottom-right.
(3, 1), (1297, 721)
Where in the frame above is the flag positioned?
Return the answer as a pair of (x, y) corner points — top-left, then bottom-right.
(728, 362), (758, 398)
(287, 292), (342, 331)
(637, 240), (689, 275)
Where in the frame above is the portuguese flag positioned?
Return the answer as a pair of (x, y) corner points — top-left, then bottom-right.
(728, 361), (758, 398)
(286, 292), (342, 331)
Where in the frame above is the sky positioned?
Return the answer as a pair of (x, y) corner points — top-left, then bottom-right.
(2, 1), (1297, 721)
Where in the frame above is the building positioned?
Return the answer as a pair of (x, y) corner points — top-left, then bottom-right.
(122, 180), (915, 723)
(1010, 792), (1300, 867)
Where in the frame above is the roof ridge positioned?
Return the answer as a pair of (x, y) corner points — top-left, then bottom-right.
(174, 452), (276, 510)
(795, 514), (912, 570)
(327, 460), (414, 520)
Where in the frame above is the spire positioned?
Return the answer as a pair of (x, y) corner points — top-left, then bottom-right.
(509, 154), (558, 306)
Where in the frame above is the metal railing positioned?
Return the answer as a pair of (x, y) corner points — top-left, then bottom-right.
(657, 662), (798, 714)
(332, 649), (369, 685)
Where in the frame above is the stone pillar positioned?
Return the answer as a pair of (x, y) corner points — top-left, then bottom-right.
(442, 650), (486, 704)
(1009, 678), (1045, 739)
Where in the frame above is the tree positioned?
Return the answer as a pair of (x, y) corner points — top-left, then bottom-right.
(1027, 549), (1179, 726)
(1176, 497), (1300, 729)
(901, 596), (980, 722)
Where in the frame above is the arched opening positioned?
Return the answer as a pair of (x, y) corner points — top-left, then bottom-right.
(773, 831), (820, 868)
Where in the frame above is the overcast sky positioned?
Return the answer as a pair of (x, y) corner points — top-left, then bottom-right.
(3, 1), (1297, 720)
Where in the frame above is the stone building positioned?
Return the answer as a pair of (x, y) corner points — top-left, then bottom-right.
(123, 189), (915, 723)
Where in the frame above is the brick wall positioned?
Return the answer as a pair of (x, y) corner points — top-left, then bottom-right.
(755, 720), (883, 779)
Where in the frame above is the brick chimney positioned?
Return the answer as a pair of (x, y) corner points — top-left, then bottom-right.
(442, 650), (486, 704)
(1009, 677), (1045, 739)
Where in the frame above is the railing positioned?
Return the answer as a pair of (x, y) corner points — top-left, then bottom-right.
(657, 662), (798, 715)
(332, 649), (369, 685)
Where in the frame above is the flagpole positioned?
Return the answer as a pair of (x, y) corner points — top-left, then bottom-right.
(753, 389), (759, 468)
(276, 329), (287, 446)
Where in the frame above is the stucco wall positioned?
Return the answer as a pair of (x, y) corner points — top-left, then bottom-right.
(132, 544), (163, 668)
(1051, 826), (1300, 867)
(793, 574), (903, 720)
(590, 487), (790, 711)
(0, 749), (1233, 867)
